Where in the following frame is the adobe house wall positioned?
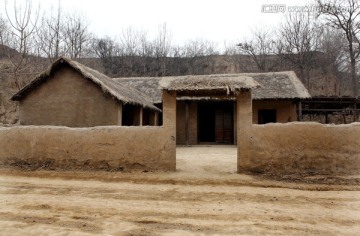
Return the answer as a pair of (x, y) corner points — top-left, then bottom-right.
(19, 65), (120, 127)
(252, 100), (297, 124)
(237, 122), (360, 175)
(0, 91), (177, 171)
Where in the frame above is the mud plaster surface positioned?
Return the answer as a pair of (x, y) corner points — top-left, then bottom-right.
(239, 122), (360, 175)
(0, 146), (359, 236)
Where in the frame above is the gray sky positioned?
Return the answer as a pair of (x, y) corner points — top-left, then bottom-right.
(3, 0), (311, 47)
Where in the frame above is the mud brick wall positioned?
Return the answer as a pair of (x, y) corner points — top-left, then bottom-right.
(238, 122), (360, 175)
(0, 91), (177, 171)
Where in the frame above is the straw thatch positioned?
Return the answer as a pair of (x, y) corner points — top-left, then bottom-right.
(243, 71), (311, 100)
(115, 75), (260, 101)
(114, 75), (260, 102)
(11, 57), (160, 111)
(114, 71), (310, 102)
(113, 77), (162, 103)
(159, 74), (260, 96)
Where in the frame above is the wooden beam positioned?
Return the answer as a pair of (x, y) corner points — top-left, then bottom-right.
(154, 112), (159, 126)
(233, 101), (237, 144)
(297, 101), (302, 121)
(354, 102), (358, 122)
(185, 101), (189, 146)
(139, 107), (143, 126)
(118, 102), (123, 126)
(302, 108), (360, 112)
(325, 112), (328, 124)
(303, 100), (357, 104)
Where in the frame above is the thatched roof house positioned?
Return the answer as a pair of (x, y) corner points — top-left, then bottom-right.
(12, 57), (310, 143)
(114, 72), (311, 145)
(12, 57), (159, 127)
(12, 57), (158, 111)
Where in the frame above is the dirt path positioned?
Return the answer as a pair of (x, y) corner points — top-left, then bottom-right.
(0, 146), (359, 235)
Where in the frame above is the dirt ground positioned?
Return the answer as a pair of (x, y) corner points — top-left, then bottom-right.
(0, 146), (360, 235)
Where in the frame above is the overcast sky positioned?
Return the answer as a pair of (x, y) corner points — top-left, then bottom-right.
(2, 0), (311, 47)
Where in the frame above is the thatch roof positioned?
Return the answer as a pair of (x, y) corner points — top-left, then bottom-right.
(113, 77), (162, 103)
(114, 71), (310, 102)
(159, 74), (260, 96)
(114, 75), (260, 102)
(243, 71), (311, 100)
(11, 57), (160, 111)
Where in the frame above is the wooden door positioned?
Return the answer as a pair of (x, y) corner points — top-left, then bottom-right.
(215, 109), (233, 143)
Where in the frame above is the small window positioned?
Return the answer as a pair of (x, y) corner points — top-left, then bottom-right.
(258, 109), (276, 124)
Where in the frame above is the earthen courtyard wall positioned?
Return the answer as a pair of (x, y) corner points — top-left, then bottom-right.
(238, 122), (360, 175)
(0, 91), (176, 171)
(236, 92), (360, 175)
(0, 126), (174, 171)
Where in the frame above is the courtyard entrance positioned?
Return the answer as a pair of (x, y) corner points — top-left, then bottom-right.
(176, 146), (237, 174)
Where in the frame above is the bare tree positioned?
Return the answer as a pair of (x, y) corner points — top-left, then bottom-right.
(62, 12), (92, 59)
(316, 0), (360, 97)
(36, 1), (64, 61)
(153, 23), (172, 76)
(237, 28), (277, 72)
(119, 27), (141, 75)
(120, 27), (141, 57)
(94, 36), (116, 59)
(93, 35), (121, 75)
(314, 27), (347, 95)
(0, 15), (8, 45)
(319, 28), (347, 72)
(183, 39), (217, 57)
(4, 0), (40, 89)
(182, 39), (218, 74)
(138, 30), (154, 75)
(275, 11), (322, 88)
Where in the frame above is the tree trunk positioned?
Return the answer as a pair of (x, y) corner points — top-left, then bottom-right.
(350, 57), (357, 97)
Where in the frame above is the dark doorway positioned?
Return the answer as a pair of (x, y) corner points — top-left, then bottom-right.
(258, 109), (277, 124)
(122, 105), (141, 126)
(198, 102), (215, 142)
(142, 109), (151, 126)
(198, 101), (234, 144)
